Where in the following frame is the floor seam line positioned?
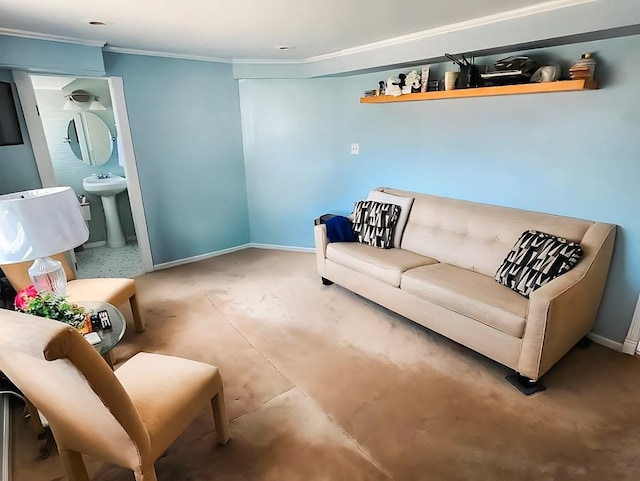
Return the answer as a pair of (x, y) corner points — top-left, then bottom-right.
(199, 289), (395, 480)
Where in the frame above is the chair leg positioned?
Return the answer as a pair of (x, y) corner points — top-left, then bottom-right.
(134, 462), (158, 481)
(103, 350), (115, 370)
(24, 399), (45, 437)
(129, 294), (146, 332)
(59, 450), (90, 481)
(24, 400), (49, 458)
(211, 388), (231, 445)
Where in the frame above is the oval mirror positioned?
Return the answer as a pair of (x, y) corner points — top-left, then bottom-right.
(67, 112), (113, 166)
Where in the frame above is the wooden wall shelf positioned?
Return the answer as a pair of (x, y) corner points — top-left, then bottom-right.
(359, 79), (598, 103)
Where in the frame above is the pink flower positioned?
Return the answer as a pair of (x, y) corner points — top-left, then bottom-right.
(14, 285), (38, 311)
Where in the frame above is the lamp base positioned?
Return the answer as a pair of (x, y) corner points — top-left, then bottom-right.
(28, 257), (67, 296)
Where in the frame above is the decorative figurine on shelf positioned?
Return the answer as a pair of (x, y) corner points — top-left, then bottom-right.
(386, 77), (402, 97)
(398, 73), (407, 94)
(405, 70), (421, 93)
(378, 80), (386, 95)
(569, 52), (597, 80)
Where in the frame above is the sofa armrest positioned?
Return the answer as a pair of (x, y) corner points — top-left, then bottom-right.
(314, 224), (329, 277)
(517, 223), (616, 380)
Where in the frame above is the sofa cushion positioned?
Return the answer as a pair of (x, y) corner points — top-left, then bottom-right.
(367, 190), (414, 248)
(352, 200), (400, 249)
(327, 242), (438, 287)
(401, 263), (528, 338)
(495, 230), (583, 298)
(386, 188), (592, 278)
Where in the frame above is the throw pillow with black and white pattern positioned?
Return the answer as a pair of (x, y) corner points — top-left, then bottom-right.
(495, 230), (583, 298)
(351, 200), (400, 249)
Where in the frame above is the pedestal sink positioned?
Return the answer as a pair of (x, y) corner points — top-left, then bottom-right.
(83, 175), (128, 248)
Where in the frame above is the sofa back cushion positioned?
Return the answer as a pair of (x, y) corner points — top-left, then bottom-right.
(378, 188), (593, 278)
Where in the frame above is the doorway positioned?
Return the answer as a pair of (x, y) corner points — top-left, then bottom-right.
(11, 72), (153, 277)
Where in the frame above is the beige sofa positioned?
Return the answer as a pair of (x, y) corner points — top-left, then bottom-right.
(314, 188), (616, 382)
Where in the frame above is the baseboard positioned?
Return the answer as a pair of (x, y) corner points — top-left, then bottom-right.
(622, 338), (639, 355)
(587, 333), (624, 352)
(152, 243), (314, 271)
(247, 243), (314, 253)
(84, 238), (137, 249)
(153, 244), (252, 270)
(83, 240), (107, 248)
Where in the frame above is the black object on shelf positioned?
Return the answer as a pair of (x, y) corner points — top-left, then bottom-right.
(444, 53), (482, 89)
(480, 56), (540, 86)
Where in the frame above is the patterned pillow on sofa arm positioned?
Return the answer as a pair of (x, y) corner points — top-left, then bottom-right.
(495, 230), (583, 298)
(351, 200), (400, 249)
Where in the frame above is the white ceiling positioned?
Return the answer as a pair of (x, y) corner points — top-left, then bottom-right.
(0, 0), (556, 61)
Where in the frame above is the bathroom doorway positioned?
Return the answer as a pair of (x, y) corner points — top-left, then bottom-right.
(12, 72), (153, 278)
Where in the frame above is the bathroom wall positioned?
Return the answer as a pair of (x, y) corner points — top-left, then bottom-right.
(0, 69), (41, 195)
(33, 79), (136, 244)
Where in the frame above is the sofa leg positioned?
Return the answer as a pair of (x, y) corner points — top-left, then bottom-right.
(505, 373), (547, 396)
(321, 277), (333, 286)
(576, 336), (593, 349)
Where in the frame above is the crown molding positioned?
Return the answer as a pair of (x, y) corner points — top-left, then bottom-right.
(307, 0), (595, 64)
(102, 46), (231, 63)
(232, 57), (307, 65)
(0, 0), (595, 66)
(0, 27), (105, 47)
(234, 0), (594, 66)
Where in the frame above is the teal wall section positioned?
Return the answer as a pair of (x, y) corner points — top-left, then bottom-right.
(0, 35), (104, 76)
(0, 69), (41, 195)
(103, 53), (250, 264)
(239, 34), (640, 343)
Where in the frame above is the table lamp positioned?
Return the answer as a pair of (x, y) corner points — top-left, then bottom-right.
(0, 187), (89, 296)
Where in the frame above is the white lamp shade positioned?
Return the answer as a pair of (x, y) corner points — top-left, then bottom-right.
(0, 187), (89, 263)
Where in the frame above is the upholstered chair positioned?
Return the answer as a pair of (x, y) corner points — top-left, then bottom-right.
(0, 310), (231, 481)
(1, 251), (145, 332)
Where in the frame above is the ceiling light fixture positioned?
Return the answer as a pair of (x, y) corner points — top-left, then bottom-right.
(63, 90), (106, 111)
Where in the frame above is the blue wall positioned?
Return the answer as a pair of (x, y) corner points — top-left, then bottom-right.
(239, 34), (640, 343)
(0, 69), (41, 195)
(103, 53), (250, 264)
(0, 35), (104, 76)
(2, 30), (639, 343)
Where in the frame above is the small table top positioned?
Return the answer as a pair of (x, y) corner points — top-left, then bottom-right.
(77, 301), (126, 356)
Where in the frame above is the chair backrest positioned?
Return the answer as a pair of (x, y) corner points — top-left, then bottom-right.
(0, 309), (150, 470)
(0, 251), (76, 292)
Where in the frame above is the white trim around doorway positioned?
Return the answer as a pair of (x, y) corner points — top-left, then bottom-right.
(108, 77), (153, 273)
(622, 293), (640, 355)
(11, 72), (154, 273)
